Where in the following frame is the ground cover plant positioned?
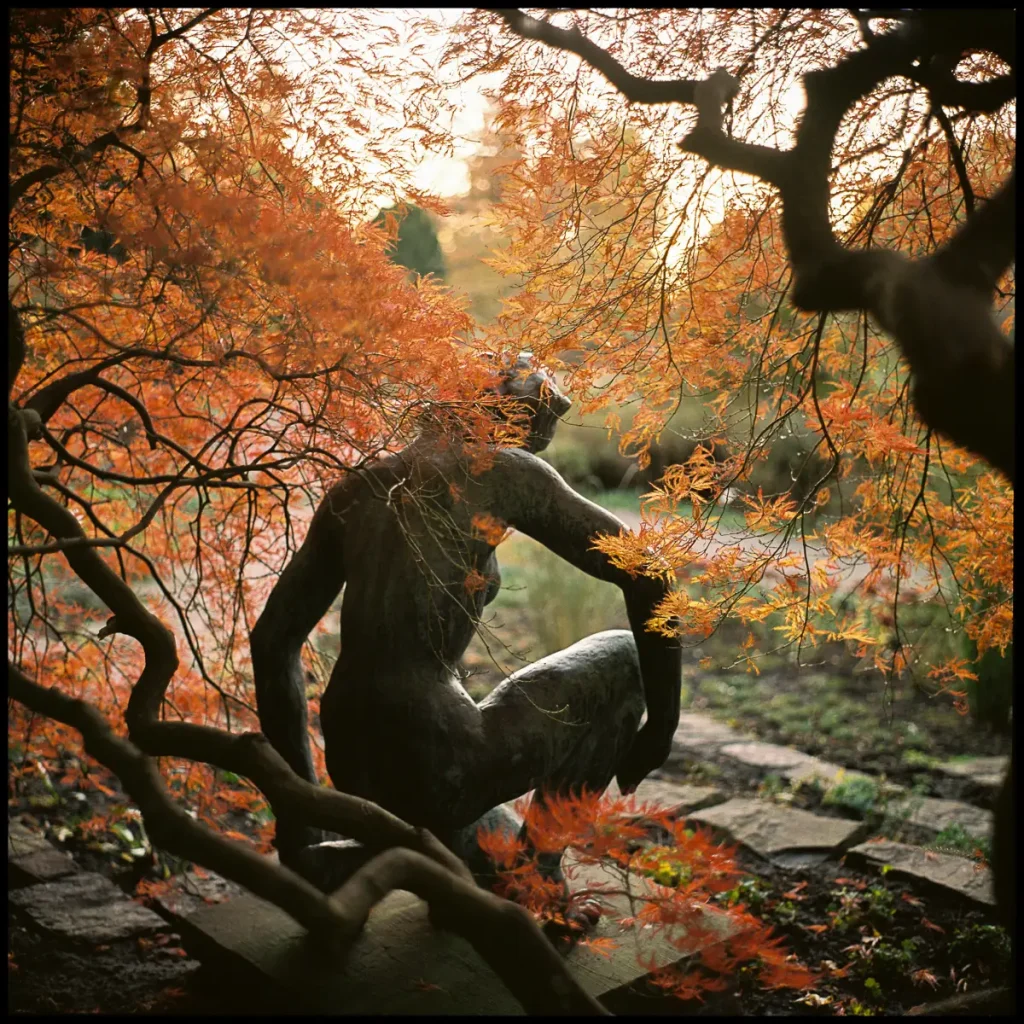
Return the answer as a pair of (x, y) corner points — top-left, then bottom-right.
(9, 7), (1014, 1015)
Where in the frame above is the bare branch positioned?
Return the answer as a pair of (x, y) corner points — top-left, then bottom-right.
(146, 7), (226, 54)
(493, 8), (698, 105)
(10, 130), (126, 212)
(7, 661), (607, 1014)
(934, 168), (1015, 296)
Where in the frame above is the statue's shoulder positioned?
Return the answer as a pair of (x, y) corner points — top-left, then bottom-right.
(319, 452), (409, 510)
(489, 448), (568, 492)
(491, 447), (561, 476)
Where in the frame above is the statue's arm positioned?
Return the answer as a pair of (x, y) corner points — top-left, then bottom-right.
(250, 484), (349, 799)
(486, 450), (682, 748)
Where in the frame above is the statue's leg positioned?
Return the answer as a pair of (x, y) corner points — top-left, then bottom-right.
(462, 628), (644, 882)
(297, 630), (642, 893)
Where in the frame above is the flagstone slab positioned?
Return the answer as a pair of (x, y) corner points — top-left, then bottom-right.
(719, 741), (819, 772)
(8, 821), (79, 887)
(177, 857), (742, 1014)
(669, 713), (745, 759)
(888, 795), (994, 841)
(9, 871), (167, 943)
(8, 821), (53, 859)
(152, 867), (248, 924)
(604, 777), (727, 816)
(781, 758), (846, 787)
(688, 798), (868, 859)
(935, 756), (1009, 793)
(845, 839), (994, 906)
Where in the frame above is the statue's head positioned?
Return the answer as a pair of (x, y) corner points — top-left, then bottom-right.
(490, 352), (572, 453)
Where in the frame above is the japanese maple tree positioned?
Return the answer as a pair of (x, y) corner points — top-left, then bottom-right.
(7, 8), (611, 1013)
(437, 4), (1014, 944)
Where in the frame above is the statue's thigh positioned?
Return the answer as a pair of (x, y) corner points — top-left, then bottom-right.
(476, 629), (643, 791)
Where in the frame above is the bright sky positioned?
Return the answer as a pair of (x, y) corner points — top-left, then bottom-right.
(404, 9), (492, 198)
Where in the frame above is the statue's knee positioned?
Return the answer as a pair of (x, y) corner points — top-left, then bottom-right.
(582, 629), (642, 700)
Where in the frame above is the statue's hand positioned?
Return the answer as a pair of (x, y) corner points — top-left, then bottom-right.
(615, 724), (674, 795)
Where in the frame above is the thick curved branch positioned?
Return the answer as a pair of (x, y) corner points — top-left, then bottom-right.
(493, 8), (697, 105)
(933, 169), (1015, 295)
(8, 661), (342, 937)
(8, 662), (606, 1015)
(331, 848), (610, 1014)
(499, 15), (1016, 479)
(9, 382), (608, 1012)
(8, 299), (25, 398)
(10, 130), (124, 212)
(914, 71), (1016, 115)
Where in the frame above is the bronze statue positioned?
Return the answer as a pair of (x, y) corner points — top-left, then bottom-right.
(251, 355), (681, 918)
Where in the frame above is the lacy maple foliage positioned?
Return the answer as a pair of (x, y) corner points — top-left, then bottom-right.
(7, 9), (488, 789)
(436, 8), (1014, 691)
(479, 791), (816, 1001)
(7, 10), (551, 891)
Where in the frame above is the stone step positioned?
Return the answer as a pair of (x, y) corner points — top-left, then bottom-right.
(604, 776), (727, 817)
(177, 856), (743, 1014)
(890, 794), (993, 841)
(935, 755), (1009, 794)
(150, 867), (248, 925)
(718, 740), (819, 773)
(669, 713), (746, 761)
(845, 839), (994, 907)
(9, 871), (168, 944)
(8, 820), (79, 888)
(687, 798), (869, 865)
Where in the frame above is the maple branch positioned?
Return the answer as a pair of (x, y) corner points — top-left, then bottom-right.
(8, 402), (443, 857)
(7, 660), (341, 935)
(911, 71), (1016, 115)
(931, 105), (974, 218)
(493, 9), (698, 105)
(329, 848), (609, 1014)
(8, 299), (25, 398)
(146, 6), (225, 54)
(504, 12), (1016, 481)
(6, 660), (606, 1015)
(9, 130), (125, 212)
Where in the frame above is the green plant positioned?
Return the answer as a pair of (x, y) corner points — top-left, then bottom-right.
(823, 774), (881, 817)
(864, 885), (896, 922)
(770, 899), (799, 926)
(846, 997), (876, 1015)
(928, 822), (991, 862)
(862, 976), (884, 1004)
(828, 882), (896, 931)
(758, 773), (786, 801)
(900, 748), (939, 770)
(848, 937), (922, 985)
(947, 923), (1011, 972)
(713, 875), (779, 918)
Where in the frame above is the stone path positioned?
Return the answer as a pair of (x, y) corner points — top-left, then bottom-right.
(8, 818), (202, 1008)
(8, 713), (1007, 1014)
